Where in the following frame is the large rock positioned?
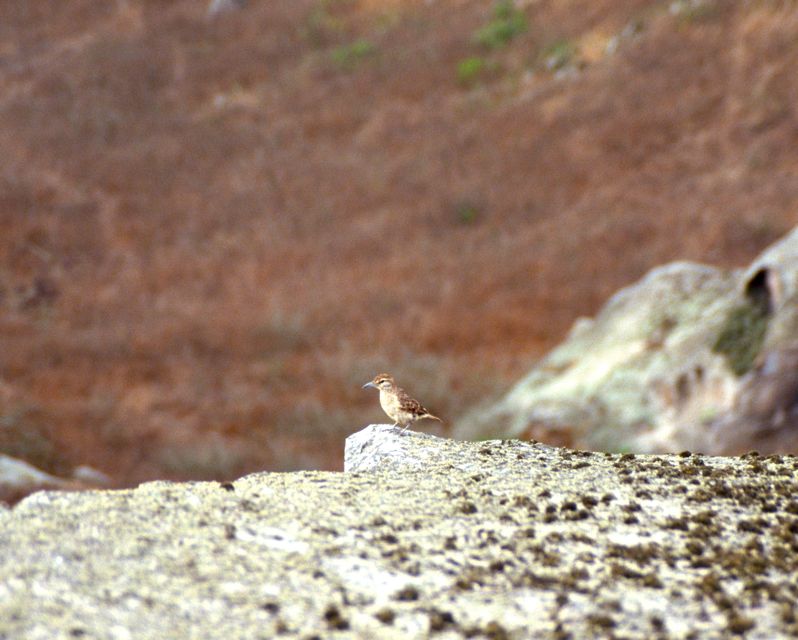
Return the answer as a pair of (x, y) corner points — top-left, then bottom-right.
(457, 226), (798, 455)
(0, 454), (109, 506)
(0, 453), (70, 505)
(1, 425), (797, 639)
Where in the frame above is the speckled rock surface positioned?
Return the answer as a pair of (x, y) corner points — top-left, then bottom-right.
(457, 226), (798, 455)
(2, 425), (798, 639)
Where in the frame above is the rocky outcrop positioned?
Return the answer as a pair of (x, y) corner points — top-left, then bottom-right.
(0, 454), (110, 506)
(457, 226), (798, 455)
(1, 425), (797, 639)
(0, 453), (71, 505)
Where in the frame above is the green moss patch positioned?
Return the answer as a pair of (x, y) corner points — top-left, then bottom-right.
(712, 303), (770, 376)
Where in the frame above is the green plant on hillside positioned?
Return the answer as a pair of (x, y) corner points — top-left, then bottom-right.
(457, 56), (487, 86)
(454, 199), (482, 224)
(331, 39), (376, 70)
(302, 0), (351, 46)
(473, 1), (528, 49)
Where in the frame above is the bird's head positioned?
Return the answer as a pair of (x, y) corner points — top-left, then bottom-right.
(362, 373), (396, 391)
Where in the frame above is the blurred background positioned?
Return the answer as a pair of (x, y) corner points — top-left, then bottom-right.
(1, 0), (797, 489)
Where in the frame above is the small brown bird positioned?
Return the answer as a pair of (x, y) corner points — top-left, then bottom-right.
(362, 373), (443, 434)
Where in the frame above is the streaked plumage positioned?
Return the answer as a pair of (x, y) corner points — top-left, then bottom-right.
(362, 373), (443, 433)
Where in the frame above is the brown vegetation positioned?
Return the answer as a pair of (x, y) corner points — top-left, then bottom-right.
(1, 0), (797, 485)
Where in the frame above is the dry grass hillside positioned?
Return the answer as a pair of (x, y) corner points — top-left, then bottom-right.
(1, 0), (797, 485)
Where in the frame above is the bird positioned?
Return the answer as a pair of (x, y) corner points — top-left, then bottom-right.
(362, 373), (443, 434)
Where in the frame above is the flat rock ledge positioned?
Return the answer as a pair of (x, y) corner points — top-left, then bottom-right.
(2, 426), (798, 639)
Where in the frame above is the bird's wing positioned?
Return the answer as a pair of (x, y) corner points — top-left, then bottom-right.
(396, 388), (432, 417)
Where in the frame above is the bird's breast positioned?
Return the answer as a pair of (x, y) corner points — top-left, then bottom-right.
(379, 390), (401, 416)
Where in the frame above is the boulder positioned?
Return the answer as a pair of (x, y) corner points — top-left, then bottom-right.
(1, 426), (797, 638)
(457, 226), (798, 455)
(0, 453), (70, 505)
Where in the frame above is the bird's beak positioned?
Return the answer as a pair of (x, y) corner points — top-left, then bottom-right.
(362, 382), (377, 390)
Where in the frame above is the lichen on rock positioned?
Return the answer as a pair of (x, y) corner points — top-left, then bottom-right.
(712, 301), (769, 376)
(2, 426), (798, 639)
